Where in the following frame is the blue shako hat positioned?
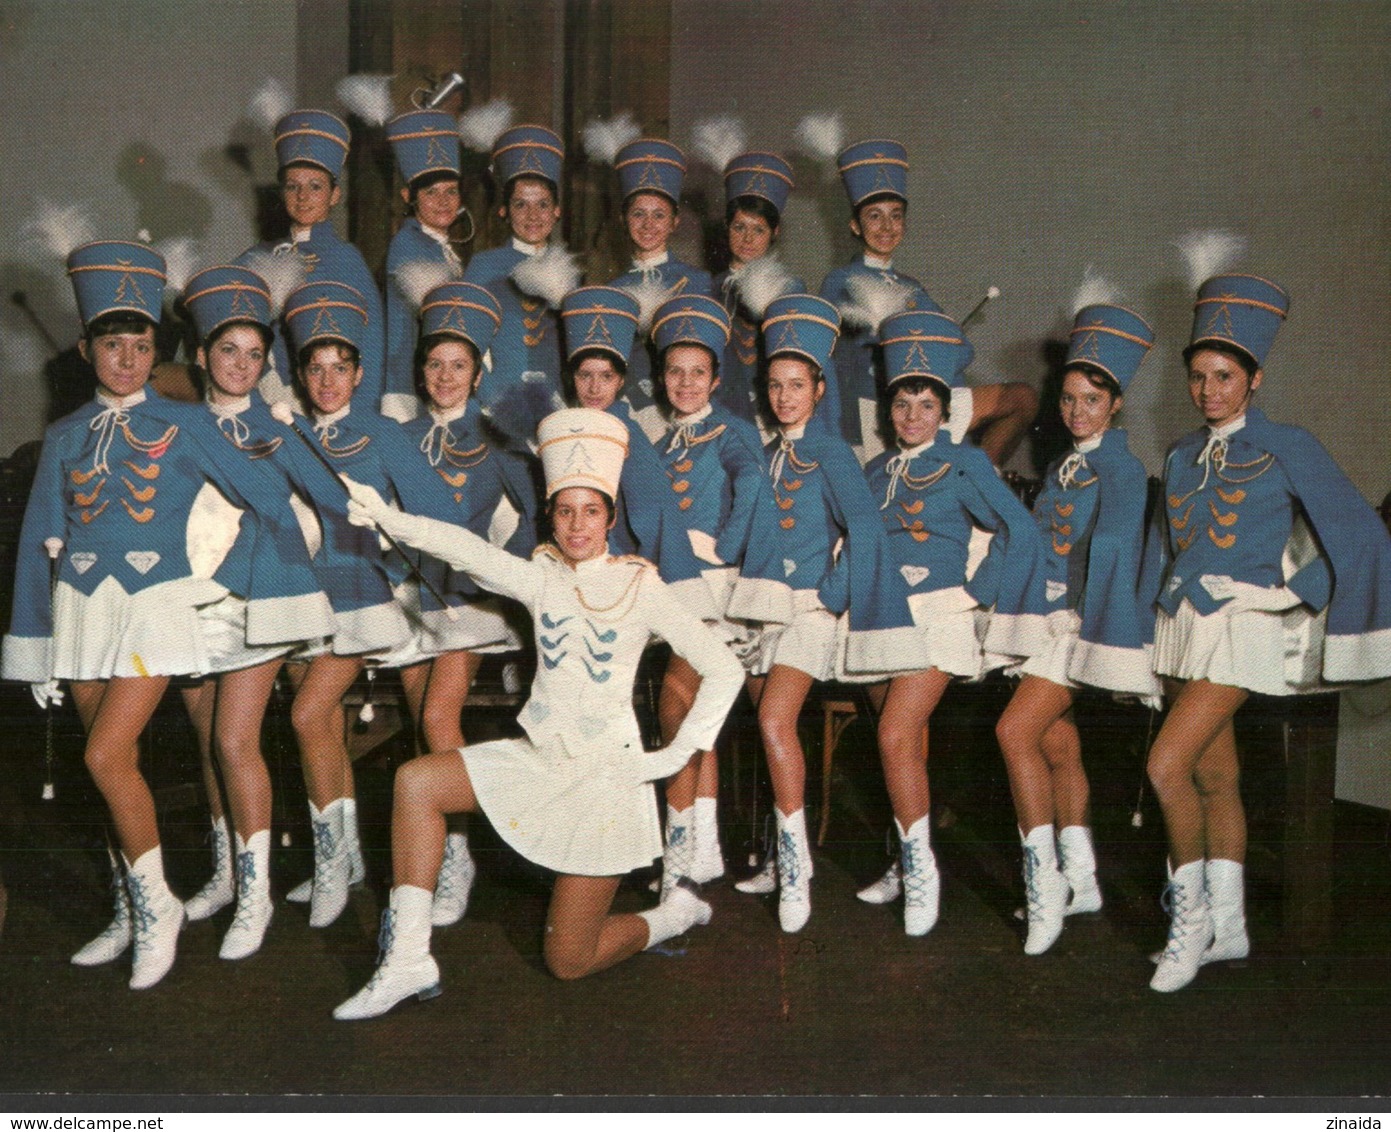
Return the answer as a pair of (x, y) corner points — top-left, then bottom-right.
(274, 110), (352, 179)
(284, 280), (370, 354)
(838, 139), (909, 209)
(67, 241), (167, 328)
(184, 265), (273, 341)
(880, 310), (974, 392)
(561, 286), (641, 366)
(492, 125), (564, 191)
(652, 294), (731, 357)
(1066, 304), (1154, 392)
(419, 281), (503, 354)
(762, 293), (840, 374)
(387, 109), (462, 185)
(1189, 274), (1289, 368)
(725, 151), (794, 215)
(615, 138), (687, 206)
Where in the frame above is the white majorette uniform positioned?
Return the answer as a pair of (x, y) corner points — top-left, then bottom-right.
(352, 408), (744, 876)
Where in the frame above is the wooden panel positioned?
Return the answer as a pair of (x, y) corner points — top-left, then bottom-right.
(1282, 693), (1338, 950)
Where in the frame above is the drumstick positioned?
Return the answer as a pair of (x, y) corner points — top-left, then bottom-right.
(42, 538), (63, 800)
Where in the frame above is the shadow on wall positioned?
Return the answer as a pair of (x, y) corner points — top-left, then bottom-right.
(116, 143), (215, 243)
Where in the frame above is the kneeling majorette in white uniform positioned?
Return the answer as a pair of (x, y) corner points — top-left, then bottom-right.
(725, 294), (911, 933)
(1144, 251), (1391, 992)
(993, 292), (1159, 956)
(382, 278), (540, 928)
(333, 407), (744, 1019)
(847, 310), (1049, 936)
(647, 293), (771, 894)
(2, 242), (328, 989)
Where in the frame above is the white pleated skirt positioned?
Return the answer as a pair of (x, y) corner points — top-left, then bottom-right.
(198, 594), (294, 675)
(461, 736), (663, 877)
(749, 591), (838, 682)
(1153, 600), (1295, 697)
(52, 574), (228, 681)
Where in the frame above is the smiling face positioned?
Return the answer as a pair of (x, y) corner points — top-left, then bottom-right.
(573, 354), (625, 411)
(422, 337), (479, 411)
(890, 382), (946, 449)
(549, 486), (613, 564)
(1187, 347), (1261, 429)
(411, 177), (463, 233)
(728, 208), (776, 268)
(200, 323), (268, 404)
(767, 355), (823, 429)
(624, 192), (679, 258)
(1059, 368), (1121, 443)
(303, 342), (362, 415)
(281, 164), (340, 229)
(850, 197), (906, 259)
(502, 177), (560, 248)
(80, 325), (157, 400)
(662, 344), (718, 417)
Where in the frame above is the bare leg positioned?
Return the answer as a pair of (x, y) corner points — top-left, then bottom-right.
(660, 654), (703, 811)
(995, 675), (1076, 833)
(757, 664), (815, 817)
(289, 653), (363, 810)
(419, 650), (480, 752)
(389, 750), (481, 890)
(876, 669), (951, 830)
(1194, 717), (1245, 864)
(1041, 713), (1089, 829)
(543, 874), (646, 981)
(967, 382), (1039, 467)
(397, 661), (431, 754)
(213, 659), (283, 839)
(70, 677), (171, 861)
(181, 680), (224, 822)
(1146, 679), (1248, 867)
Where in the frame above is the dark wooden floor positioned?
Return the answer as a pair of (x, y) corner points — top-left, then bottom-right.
(1, 678), (1388, 1101)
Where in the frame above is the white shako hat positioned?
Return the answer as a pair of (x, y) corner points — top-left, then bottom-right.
(536, 408), (630, 501)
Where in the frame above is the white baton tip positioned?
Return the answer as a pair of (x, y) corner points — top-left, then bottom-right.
(43, 538), (63, 558)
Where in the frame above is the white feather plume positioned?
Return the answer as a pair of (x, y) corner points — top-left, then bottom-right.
(1070, 264), (1121, 315)
(1174, 229), (1247, 290)
(839, 273), (916, 334)
(249, 78), (293, 130)
(620, 276), (678, 333)
(395, 259), (457, 312)
(241, 250), (308, 316)
(692, 115), (747, 174)
(156, 237), (200, 298)
(336, 74), (396, 127)
(22, 199), (97, 263)
(458, 98), (515, 151)
(582, 111), (641, 165)
(793, 111), (844, 162)
(510, 246), (581, 308)
(730, 255), (795, 319)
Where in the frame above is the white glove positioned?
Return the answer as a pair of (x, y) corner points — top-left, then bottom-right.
(1200, 574), (1301, 613)
(342, 477), (403, 534)
(1046, 608), (1082, 638)
(636, 744), (697, 784)
(343, 476), (475, 567)
(31, 679), (64, 709)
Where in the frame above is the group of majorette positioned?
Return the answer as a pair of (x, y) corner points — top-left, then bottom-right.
(6, 81), (1391, 1018)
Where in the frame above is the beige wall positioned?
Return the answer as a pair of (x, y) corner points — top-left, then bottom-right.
(670, 0), (1391, 497)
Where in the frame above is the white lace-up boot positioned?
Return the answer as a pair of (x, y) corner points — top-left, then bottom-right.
(431, 831), (477, 927)
(638, 877), (713, 948)
(71, 848), (132, 967)
(1058, 825), (1103, 916)
(333, 886), (441, 1021)
(1203, 857), (1249, 964)
(184, 816), (235, 921)
(220, 830), (273, 960)
(1021, 825), (1068, 956)
(125, 847), (186, 990)
(690, 795), (725, 884)
(1150, 859), (1214, 993)
(308, 798), (352, 928)
(898, 816), (940, 937)
(775, 808), (813, 933)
